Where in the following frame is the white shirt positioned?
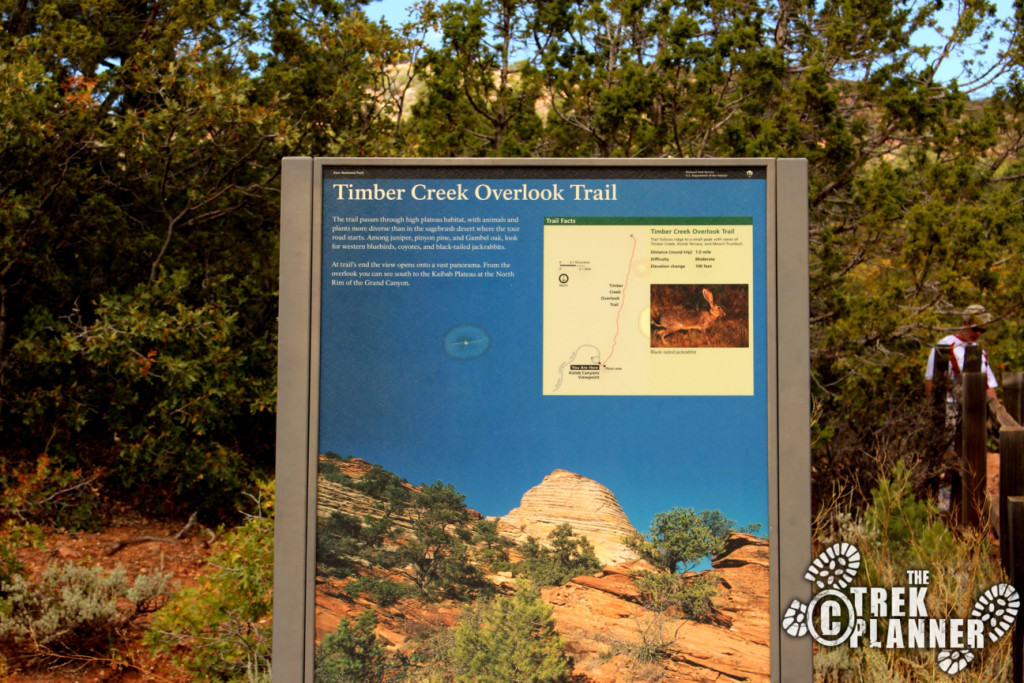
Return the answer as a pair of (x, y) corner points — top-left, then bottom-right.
(925, 334), (998, 400)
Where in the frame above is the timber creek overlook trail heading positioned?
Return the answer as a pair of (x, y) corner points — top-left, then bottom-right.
(330, 181), (617, 202)
(603, 234), (637, 366)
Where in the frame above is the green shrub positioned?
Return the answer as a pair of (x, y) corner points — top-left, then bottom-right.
(862, 460), (957, 578)
(317, 511), (385, 579)
(314, 610), (395, 682)
(399, 587), (572, 681)
(0, 519), (43, 592)
(350, 465), (412, 508)
(12, 270), (277, 516)
(472, 519), (516, 571)
(319, 456), (355, 486)
(515, 537), (562, 586)
(146, 481), (274, 681)
(452, 585), (571, 682)
(515, 524), (602, 586)
(344, 576), (414, 606)
(314, 466), (412, 579)
(316, 470), (488, 601)
(0, 562), (170, 662)
(397, 481), (489, 601)
(0, 454), (103, 531)
(634, 571), (720, 621)
(814, 461), (1009, 680)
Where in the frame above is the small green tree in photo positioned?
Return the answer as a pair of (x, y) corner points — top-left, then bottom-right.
(472, 518), (516, 571)
(515, 523), (603, 586)
(626, 507), (735, 573)
(314, 610), (394, 683)
(452, 585), (571, 683)
(397, 481), (488, 600)
(622, 507), (738, 661)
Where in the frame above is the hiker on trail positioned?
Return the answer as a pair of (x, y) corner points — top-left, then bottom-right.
(925, 304), (999, 404)
(924, 304), (999, 513)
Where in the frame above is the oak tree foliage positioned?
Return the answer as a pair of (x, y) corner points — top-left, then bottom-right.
(0, 0), (413, 517)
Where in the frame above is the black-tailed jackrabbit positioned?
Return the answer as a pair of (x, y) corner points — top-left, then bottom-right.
(653, 288), (726, 343)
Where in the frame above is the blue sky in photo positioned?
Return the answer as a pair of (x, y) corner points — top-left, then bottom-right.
(317, 169), (770, 537)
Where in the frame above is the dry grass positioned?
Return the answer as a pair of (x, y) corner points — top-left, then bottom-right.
(812, 460), (1012, 681)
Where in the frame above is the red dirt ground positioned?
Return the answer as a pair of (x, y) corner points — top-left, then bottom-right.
(3, 510), (217, 682)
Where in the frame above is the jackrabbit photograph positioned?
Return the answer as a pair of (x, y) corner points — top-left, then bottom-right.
(650, 284), (750, 348)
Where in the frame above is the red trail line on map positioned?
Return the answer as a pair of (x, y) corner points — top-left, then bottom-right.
(603, 234), (637, 366)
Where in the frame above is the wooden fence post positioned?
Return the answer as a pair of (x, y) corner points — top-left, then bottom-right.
(1006, 373), (1024, 426)
(1001, 428), (1024, 573)
(963, 344), (983, 373)
(962, 371), (987, 528)
(1006, 496), (1024, 683)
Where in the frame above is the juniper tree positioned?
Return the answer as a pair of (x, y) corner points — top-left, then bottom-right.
(452, 586), (570, 683)
(626, 507), (735, 573)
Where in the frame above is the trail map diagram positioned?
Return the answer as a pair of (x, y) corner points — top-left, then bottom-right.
(543, 219), (755, 396)
(544, 223), (646, 395)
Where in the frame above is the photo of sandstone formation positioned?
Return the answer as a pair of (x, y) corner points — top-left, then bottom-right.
(496, 469), (640, 566)
(315, 455), (769, 682)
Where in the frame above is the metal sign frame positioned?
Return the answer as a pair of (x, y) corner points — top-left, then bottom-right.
(274, 157), (811, 681)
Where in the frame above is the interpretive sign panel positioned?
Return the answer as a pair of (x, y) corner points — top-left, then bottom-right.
(275, 158), (810, 682)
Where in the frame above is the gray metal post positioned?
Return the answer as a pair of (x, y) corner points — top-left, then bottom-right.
(273, 157), (314, 682)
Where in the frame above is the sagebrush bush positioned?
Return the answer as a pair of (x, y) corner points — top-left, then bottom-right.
(0, 562), (170, 662)
(146, 481), (274, 681)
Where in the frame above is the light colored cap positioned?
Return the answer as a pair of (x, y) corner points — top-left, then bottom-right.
(963, 304), (992, 327)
